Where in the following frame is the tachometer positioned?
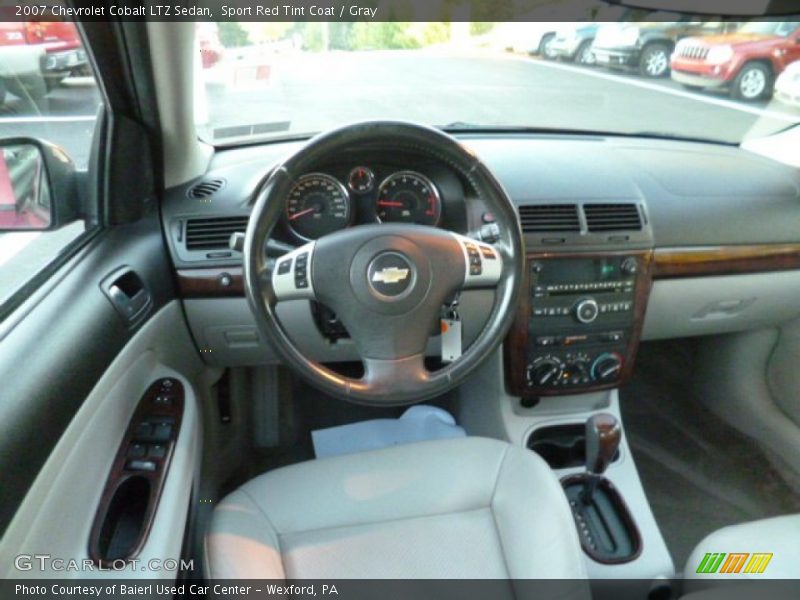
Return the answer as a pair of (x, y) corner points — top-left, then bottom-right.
(285, 173), (351, 241)
(375, 171), (441, 226)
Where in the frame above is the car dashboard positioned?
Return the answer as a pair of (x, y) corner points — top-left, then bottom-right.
(162, 132), (800, 397)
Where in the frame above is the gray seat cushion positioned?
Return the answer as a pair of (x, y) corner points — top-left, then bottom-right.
(205, 437), (587, 579)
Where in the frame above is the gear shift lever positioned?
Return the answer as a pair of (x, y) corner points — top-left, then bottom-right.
(563, 412), (639, 561)
(582, 413), (621, 504)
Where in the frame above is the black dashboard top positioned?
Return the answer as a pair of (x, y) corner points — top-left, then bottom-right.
(162, 133), (800, 269)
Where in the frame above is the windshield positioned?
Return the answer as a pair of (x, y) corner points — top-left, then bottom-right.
(195, 19), (800, 147)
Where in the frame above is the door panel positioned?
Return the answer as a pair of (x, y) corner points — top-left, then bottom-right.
(0, 300), (203, 579)
(0, 210), (177, 536)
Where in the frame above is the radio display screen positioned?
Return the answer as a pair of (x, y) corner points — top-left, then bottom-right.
(533, 258), (621, 284)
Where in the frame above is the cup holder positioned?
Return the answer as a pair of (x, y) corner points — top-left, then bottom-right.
(528, 423), (619, 469)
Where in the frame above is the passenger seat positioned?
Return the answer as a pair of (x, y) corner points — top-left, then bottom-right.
(682, 514), (799, 597)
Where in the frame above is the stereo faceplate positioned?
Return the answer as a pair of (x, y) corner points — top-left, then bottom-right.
(509, 254), (650, 396)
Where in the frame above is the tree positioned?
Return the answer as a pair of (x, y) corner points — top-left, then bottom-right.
(218, 22), (250, 48)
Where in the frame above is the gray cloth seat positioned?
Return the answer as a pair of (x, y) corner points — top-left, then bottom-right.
(205, 436), (587, 579)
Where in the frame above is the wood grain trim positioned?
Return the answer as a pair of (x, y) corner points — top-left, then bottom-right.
(88, 379), (184, 567)
(653, 244), (800, 279)
(177, 267), (243, 297)
(504, 250), (653, 399)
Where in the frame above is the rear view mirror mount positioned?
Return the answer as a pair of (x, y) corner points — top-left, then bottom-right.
(0, 138), (78, 232)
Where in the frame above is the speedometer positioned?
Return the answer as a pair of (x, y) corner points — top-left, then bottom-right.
(375, 171), (442, 226)
(285, 173), (351, 241)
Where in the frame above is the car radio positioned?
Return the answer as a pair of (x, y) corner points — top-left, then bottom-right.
(511, 254), (647, 395)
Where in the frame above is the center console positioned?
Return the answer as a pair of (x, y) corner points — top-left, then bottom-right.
(506, 251), (653, 399)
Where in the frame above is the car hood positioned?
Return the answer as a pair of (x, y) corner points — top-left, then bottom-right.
(683, 32), (782, 48)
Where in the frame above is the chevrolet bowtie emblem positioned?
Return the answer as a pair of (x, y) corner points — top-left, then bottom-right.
(372, 267), (410, 284)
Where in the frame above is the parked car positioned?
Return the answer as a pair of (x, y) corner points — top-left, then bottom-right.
(0, 144), (48, 229)
(197, 22), (224, 69)
(550, 24), (600, 64)
(774, 59), (800, 108)
(592, 19), (739, 78)
(0, 21), (87, 106)
(671, 21), (800, 101)
(495, 22), (564, 57)
(549, 6), (643, 64)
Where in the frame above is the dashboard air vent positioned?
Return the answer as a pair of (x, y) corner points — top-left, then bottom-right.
(584, 203), (642, 232)
(185, 216), (249, 250)
(518, 204), (580, 233)
(187, 178), (225, 199)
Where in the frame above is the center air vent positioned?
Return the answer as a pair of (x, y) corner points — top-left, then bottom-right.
(187, 178), (225, 199)
(584, 203), (642, 232)
(185, 216), (248, 250)
(518, 204), (580, 233)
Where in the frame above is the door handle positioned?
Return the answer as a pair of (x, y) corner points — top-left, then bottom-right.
(100, 267), (152, 325)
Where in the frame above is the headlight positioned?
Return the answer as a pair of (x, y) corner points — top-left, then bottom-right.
(706, 45), (734, 65)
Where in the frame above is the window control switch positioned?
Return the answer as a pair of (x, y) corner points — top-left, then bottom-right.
(134, 422), (153, 440)
(127, 443), (147, 459)
(148, 444), (167, 459)
(126, 459), (157, 472)
(151, 424), (173, 442)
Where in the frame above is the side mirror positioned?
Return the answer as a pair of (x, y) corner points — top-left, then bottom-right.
(0, 138), (78, 231)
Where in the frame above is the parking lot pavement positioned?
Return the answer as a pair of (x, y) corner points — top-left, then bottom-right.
(2, 50), (798, 167)
(0, 77), (101, 169)
(203, 50), (798, 146)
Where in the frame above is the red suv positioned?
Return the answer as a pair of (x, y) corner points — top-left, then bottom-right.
(0, 21), (87, 106)
(670, 20), (800, 100)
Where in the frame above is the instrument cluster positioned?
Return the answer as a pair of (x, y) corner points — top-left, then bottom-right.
(283, 165), (449, 242)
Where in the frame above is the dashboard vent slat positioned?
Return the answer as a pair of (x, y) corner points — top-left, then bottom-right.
(518, 204), (580, 233)
(185, 216), (249, 250)
(188, 178), (225, 199)
(584, 203), (642, 232)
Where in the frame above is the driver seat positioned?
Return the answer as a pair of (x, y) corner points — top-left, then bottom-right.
(205, 437), (587, 579)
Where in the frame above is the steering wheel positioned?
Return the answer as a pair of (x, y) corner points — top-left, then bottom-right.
(244, 121), (523, 405)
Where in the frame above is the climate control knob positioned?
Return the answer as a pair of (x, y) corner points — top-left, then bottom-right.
(575, 298), (599, 324)
(591, 352), (623, 382)
(528, 357), (563, 387)
(621, 257), (638, 275)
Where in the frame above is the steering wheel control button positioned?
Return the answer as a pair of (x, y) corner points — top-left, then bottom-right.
(277, 259), (292, 275)
(295, 253), (309, 289)
(454, 234), (503, 288)
(368, 252), (415, 298)
(465, 242), (483, 276)
(272, 242), (316, 301)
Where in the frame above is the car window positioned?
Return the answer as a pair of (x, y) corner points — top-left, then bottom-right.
(195, 19), (800, 148)
(0, 17), (101, 309)
(776, 22), (800, 36)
